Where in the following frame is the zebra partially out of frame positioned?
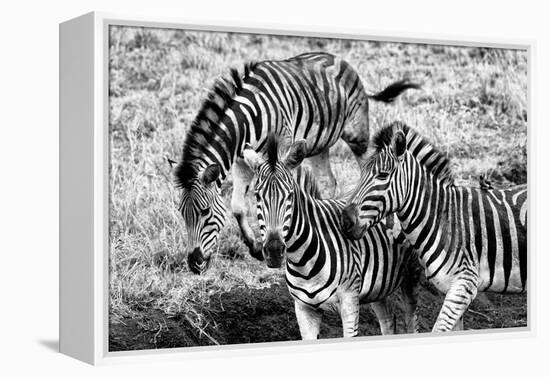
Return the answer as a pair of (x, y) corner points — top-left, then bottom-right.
(174, 52), (419, 274)
(242, 134), (422, 338)
(341, 121), (527, 332)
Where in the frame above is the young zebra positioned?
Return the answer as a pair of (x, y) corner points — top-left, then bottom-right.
(341, 121), (527, 332)
(242, 134), (421, 339)
(173, 52), (419, 274)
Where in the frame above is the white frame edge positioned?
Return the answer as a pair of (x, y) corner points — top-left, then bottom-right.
(60, 12), (96, 364)
(59, 11), (535, 365)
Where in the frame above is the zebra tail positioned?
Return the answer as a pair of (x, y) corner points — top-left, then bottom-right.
(368, 79), (421, 103)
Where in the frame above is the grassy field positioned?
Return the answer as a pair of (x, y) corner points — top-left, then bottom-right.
(108, 26), (528, 351)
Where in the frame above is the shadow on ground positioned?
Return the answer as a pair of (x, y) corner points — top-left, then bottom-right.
(38, 339), (59, 353)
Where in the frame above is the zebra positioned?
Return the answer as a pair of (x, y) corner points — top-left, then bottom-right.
(242, 133), (422, 338)
(341, 121), (527, 332)
(173, 52), (419, 274)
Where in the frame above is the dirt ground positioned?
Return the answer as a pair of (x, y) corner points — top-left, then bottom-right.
(109, 276), (527, 351)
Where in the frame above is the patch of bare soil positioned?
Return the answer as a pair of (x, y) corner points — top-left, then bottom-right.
(109, 277), (527, 352)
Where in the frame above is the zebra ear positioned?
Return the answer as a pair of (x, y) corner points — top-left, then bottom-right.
(200, 164), (221, 186)
(392, 131), (407, 159)
(284, 140), (307, 169)
(243, 147), (263, 171)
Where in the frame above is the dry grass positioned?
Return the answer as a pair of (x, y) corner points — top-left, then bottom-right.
(108, 26), (527, 349)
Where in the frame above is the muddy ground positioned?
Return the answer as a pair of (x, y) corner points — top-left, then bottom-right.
(109, 276), (527, 351)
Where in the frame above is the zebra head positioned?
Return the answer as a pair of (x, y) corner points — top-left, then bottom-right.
(243, 134), (307, 268)
(342, 123), (409, 240)
(175, 163), (227, 274)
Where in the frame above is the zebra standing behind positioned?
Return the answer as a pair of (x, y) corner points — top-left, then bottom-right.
(173, 52), (419, 274)
(242, 134), (422, 339)
(341, 122), (527, 332)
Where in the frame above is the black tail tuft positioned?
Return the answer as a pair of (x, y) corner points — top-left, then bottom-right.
(369, 79), (421, 103)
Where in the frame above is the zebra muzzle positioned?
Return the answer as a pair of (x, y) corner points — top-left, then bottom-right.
(263, 236), (285, 268)
(187, 247), (210, 274)
(342, 204), (362, 239)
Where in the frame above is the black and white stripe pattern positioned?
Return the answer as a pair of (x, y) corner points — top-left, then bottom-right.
(173, 52), (418, 274)
(243, 134), (421, 338)
(342, 121), (527, 332)
(177, 171), (227, 273)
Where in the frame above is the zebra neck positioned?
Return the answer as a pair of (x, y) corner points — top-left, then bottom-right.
(284, 186), (320, 266)
(397, 169), (460, 263)
(184, 93), (271, 180)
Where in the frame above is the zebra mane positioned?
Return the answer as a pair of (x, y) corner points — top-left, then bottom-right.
(266, 132), (279, 171)
(175, 61), (258, 188)
(371, 121), (455, 185)
(265, 133), (322, 199)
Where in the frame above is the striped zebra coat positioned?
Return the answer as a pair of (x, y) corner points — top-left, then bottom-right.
(243, 135), (421, 339)
(173, 52), (419, 274)
(341, 122), (527, 332)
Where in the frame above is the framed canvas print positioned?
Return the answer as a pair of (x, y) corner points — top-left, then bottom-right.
(59, 12), (532, 365)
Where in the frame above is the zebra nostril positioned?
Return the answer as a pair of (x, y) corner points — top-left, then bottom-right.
(263, 234), (285, 268)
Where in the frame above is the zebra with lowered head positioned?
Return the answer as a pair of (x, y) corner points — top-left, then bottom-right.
(173, 52), (419, 274)
(242, 133), (422, 339)
(341, 121), (527, 332)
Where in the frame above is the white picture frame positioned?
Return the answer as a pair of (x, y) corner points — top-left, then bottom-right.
(59, 11), (534, 365)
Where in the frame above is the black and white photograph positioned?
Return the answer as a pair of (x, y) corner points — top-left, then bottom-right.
(107, 25), (527, 351)
(7, 0), (550, 375)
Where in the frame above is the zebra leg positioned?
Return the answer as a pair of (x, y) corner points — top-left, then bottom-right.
(305, 150), (337, 198)
(453, 316), (464, 331)
(400, 284), (420, 334)
(370, 299), (396, 335)
(400, 255), (422, 333)
(432, 277), (478, 332)
(294, 301), (322, 340)
(231, 158), (263, 260)
(339, 293), (360, 337)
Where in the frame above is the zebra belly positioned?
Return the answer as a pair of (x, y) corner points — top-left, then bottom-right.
(293, 123), (344, 157)
(285, 261), (363, 312)
(473, 186), (527, 293)
(287, 269), (401, 310)
(478, 265), (525, 293)
(422, 251), (525, 294)
(473, 235), (526, 293)
(287, 284), (355, 313)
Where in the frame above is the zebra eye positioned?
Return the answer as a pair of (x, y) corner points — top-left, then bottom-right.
(376, 171), (390, 179)
(200, 206), (211, 217)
